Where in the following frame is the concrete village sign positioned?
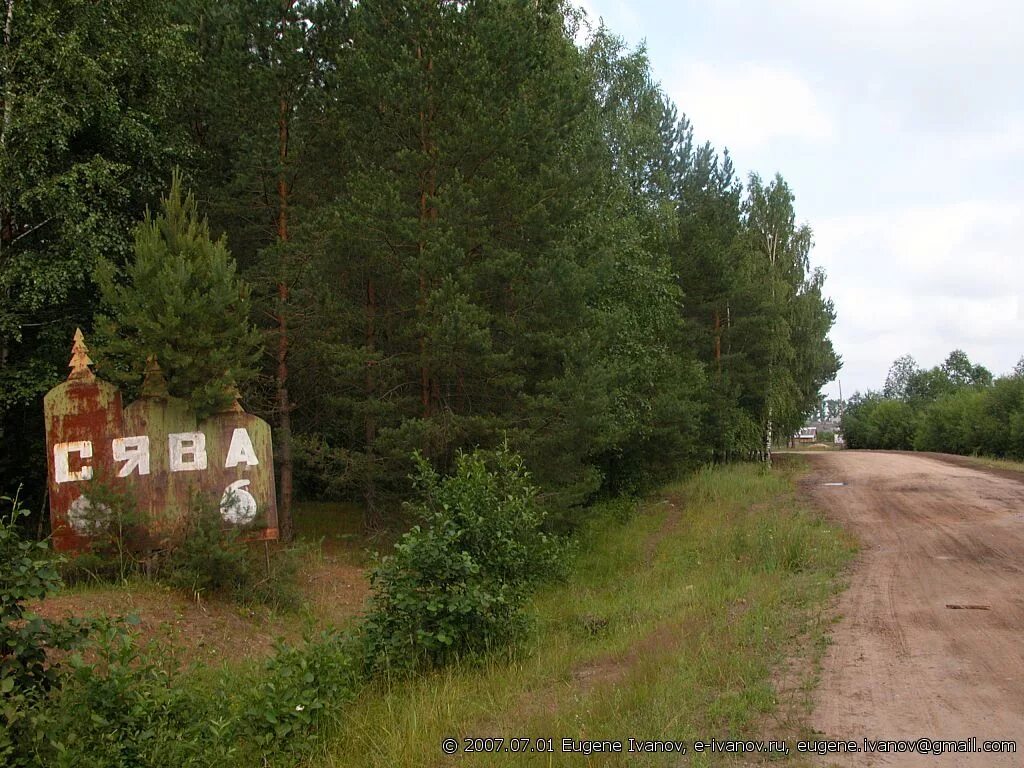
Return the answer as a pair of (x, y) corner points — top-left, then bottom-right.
(43, 330), (278, 552)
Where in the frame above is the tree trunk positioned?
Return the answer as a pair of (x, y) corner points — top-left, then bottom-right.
(1, 0), (14, 275)
(713, 308), (721, 377)
(419, 271), (430, 418)
(364, 277), (380, 530)
(764, 356), (773, 465)
(416, 42), (437, 420)
(275, 94), (294, 542)
(1, 0), (13, 150)
(726, 301), (731, 355)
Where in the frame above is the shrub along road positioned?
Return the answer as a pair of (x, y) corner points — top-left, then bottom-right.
(800, 451), (1024, 766)
(315, 464), (854, 767)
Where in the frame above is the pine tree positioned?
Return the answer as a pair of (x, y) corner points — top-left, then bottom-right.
(300, 0), (619, 519)
(94, 171), (261, 416)
(179, 0), (349, 540)
(669, 134), (750, 460)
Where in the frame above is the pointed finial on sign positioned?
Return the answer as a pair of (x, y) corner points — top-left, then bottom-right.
(68, 328), (95, 381)
(140, 355), (169, 398)
(220, 374), (245, 413)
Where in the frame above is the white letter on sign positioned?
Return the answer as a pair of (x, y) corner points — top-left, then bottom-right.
(113, 436), (150, 477)
(54, 441), (93, 484)
(169, 432), (208, 472)
(224, 428), (259, 468)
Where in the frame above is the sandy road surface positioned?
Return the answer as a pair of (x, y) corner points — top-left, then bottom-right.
(802, 451), (1024, 767)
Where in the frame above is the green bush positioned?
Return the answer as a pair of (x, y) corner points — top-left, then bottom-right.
(24, 623), (231, 768)
(841, 395), (916, 450)
(360, 445), (563, 673)
(164, 499), (252, 597)
(870, 399), (917, 449)
(1009, 410), (1024, 460)
(13, 621), (357, 767)
(56, 482), (150, 583)
(975, 376), (1024, 457)
(53, 488), (301, 612)
(840, 393), (882, 449)
(913, 389), (985, 454)
(0, 493), (94, 766)
(844, 363), (1024, 460)
(164, 498), (302, 611)
(244, 631), (358, 751)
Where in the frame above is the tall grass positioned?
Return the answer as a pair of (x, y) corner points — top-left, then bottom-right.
(14, 462), (850, 767)
(310, 462), (855, 767)
(956, 454), (1024, 475)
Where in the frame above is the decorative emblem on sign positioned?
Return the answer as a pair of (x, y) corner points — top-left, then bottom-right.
(220, 479), (258, 525)
(43, 330), (278, 552)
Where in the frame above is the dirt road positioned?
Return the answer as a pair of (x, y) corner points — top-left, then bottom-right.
(802, 451), (1024, 767)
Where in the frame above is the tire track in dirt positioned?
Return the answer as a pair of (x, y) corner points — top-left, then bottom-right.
(801, 451), (1024, 767)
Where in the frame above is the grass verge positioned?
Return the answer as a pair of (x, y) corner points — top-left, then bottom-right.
(956, 455), (1024, 475)
(309, 460), (856, 767)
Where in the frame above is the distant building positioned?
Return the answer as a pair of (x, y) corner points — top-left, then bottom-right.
(794, 426), (817, 443)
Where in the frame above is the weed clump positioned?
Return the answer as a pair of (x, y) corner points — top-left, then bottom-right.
(58, 490), (300, 611)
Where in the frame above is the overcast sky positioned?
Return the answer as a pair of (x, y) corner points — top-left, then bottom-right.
(577, 0), (1024, 399)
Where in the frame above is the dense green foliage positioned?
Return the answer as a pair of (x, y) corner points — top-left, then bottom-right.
(0, 445), (562, 766)
(2, 1), (838, 527)
(0, 489), (355, 766)
(0, 495), (92, 764)
(56, 488), (302, 611)
(93, 172), (260, 416)
(5, 621), (358, 767)
(0, 0), (194, 502)
(361, 445), (561, 673)
(842, 396), (918, 450)
(162, 501), (302, 610)
(843, 350), (1024, 458)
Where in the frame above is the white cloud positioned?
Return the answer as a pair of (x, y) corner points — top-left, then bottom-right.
(949, 116), (1024, 161)
(776, 0), (1021, 44)
(814, 201), (1024, 396)
(666, 63), (834, 154)
(724, 0), (1024, 136)
(582, 0), (1024, 400)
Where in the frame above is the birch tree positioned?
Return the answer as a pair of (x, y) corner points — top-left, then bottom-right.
(741, 173), (835, 460)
